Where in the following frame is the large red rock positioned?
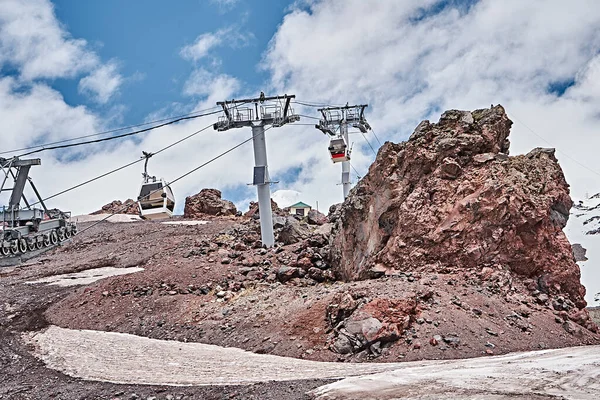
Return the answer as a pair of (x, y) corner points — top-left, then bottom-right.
(329, 105), (587, 309)
(244, 199), (287, 218)
(91, 199), (138, 215)
(183, 188), (237, 218)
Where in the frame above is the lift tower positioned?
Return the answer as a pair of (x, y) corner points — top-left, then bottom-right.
(315, 104), (370, 199)
(214, 94), (299, 248)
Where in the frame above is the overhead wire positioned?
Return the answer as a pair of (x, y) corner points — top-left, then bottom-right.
(296, 114), (321, 120)
(360, 131), (378, 157)
(28, 123), (216, 207)
(350, 163), (363, 180)
(75, 126), (270, 236)
(370, 128), (383, 147)
(292, 100), (345, 108)
(1, 106), (222, 157)
(15, 109), (222, 157)
(510, 113), (600, 178)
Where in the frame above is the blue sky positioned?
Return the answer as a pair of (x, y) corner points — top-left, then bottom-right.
(50, 0), (290, 125)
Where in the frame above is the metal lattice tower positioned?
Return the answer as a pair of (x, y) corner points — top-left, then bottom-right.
(214, 93), (299, 248)
(315, 104), (370, 199)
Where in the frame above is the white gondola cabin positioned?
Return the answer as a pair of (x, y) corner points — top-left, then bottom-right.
(328, 137), (350, 163)
(137, 179), (175, 220)
(137, 151), (175, 220)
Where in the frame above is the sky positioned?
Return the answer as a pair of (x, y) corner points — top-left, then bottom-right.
(1, 1), (599, 299)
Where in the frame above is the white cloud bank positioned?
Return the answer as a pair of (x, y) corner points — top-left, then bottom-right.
(0, 0), (123, 103)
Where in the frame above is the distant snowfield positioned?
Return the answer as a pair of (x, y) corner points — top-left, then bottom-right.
(26, 326), (600, 399)
(25, 267), (144, 287)
(565, 194), (600, 305)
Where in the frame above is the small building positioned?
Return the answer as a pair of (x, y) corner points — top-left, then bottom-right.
(289, 201), (312, 217)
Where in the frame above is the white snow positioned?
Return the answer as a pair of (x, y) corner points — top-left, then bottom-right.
(564, 193), (600, 305)
(26, 326), (600, 397)
(25, 267), (144, 286)
(72, 214), (142, 223)
(161, 220), (209, 225)
(311, 345), (600, 399)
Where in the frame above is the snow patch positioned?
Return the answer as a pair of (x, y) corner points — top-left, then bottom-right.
(26, 267), (143, 287)
(72, 214), (142, 223)
(161, 221), (209, 226)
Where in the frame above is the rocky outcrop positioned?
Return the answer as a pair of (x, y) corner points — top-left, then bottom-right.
(183, 189), (237, 218)
(91, 199), (138, 215)
(330, 105), (587, 311)
(244, 199), (287, 219)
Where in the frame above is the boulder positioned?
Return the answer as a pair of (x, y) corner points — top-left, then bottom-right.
(276, 266), (300, 283)
(91, 199), (138, 215)
(183, 189), (237, 218)
(277, 217), (311, 245)
(245, 199), (286, 218)
(307, 209), (328, 225)
(329, 105), (588, 311)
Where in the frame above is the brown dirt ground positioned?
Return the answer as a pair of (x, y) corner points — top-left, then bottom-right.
(2, 216), (600, 399)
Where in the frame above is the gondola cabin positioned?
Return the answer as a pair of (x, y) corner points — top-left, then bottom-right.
(137, 179), (175, 220)
(328, 137), (350, 163)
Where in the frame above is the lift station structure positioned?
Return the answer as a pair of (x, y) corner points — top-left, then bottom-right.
(0, 157), (76, 256)
(214, 93), (299, 247)
(315, 104), (370, 199)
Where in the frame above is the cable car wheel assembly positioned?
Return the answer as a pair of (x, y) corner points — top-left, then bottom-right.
(1, 157), (77, 259)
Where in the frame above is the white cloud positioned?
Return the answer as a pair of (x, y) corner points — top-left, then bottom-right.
(261, 0), (600, 303)
(180, 27), (251, 62)
(0, 0), (98, 80)
(78, 61), (123, 104)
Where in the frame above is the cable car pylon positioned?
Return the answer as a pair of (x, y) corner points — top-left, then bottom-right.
(315, 104), (370, 199)
(214, 93), (300, 247)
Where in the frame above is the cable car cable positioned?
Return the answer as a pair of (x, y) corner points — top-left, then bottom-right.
(360, 131), (378, 157)
(27, 123), (216, 207)
(296, 114), (321, 120)
(1, 106), (222, 157)
(15, 109), (223, 157)
(75, 126), (269, 236)
(370, 128), (383, 147)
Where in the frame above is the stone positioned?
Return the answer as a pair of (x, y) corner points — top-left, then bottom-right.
(272, 216), (287, 229)
(329, 105), (588, 315)
(276, 266), (300, 283)
(245, 199), (286, 218)
(277, 217), (311, 245)
(91, 199), (138, 215)
(332, 335), (354, 354)
(307, 209), (328, 225)
(183, 189), (237, 217)
(572, 243), (588, 262)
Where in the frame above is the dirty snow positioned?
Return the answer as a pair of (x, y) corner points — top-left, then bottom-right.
(26, 325), (600, 397)
(311, 345), (600, 399)
(25, 267), (144, 287)
(72, 214), (142, 223)
(161, 221), (209, 225)
(27, 326), (403, 386)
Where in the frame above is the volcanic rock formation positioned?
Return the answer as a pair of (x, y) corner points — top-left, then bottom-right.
(184, 189), (237, 218)
(91, 199), (138, 215)
(329, 105), (588, 312)
(244, 199), (287, 219)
